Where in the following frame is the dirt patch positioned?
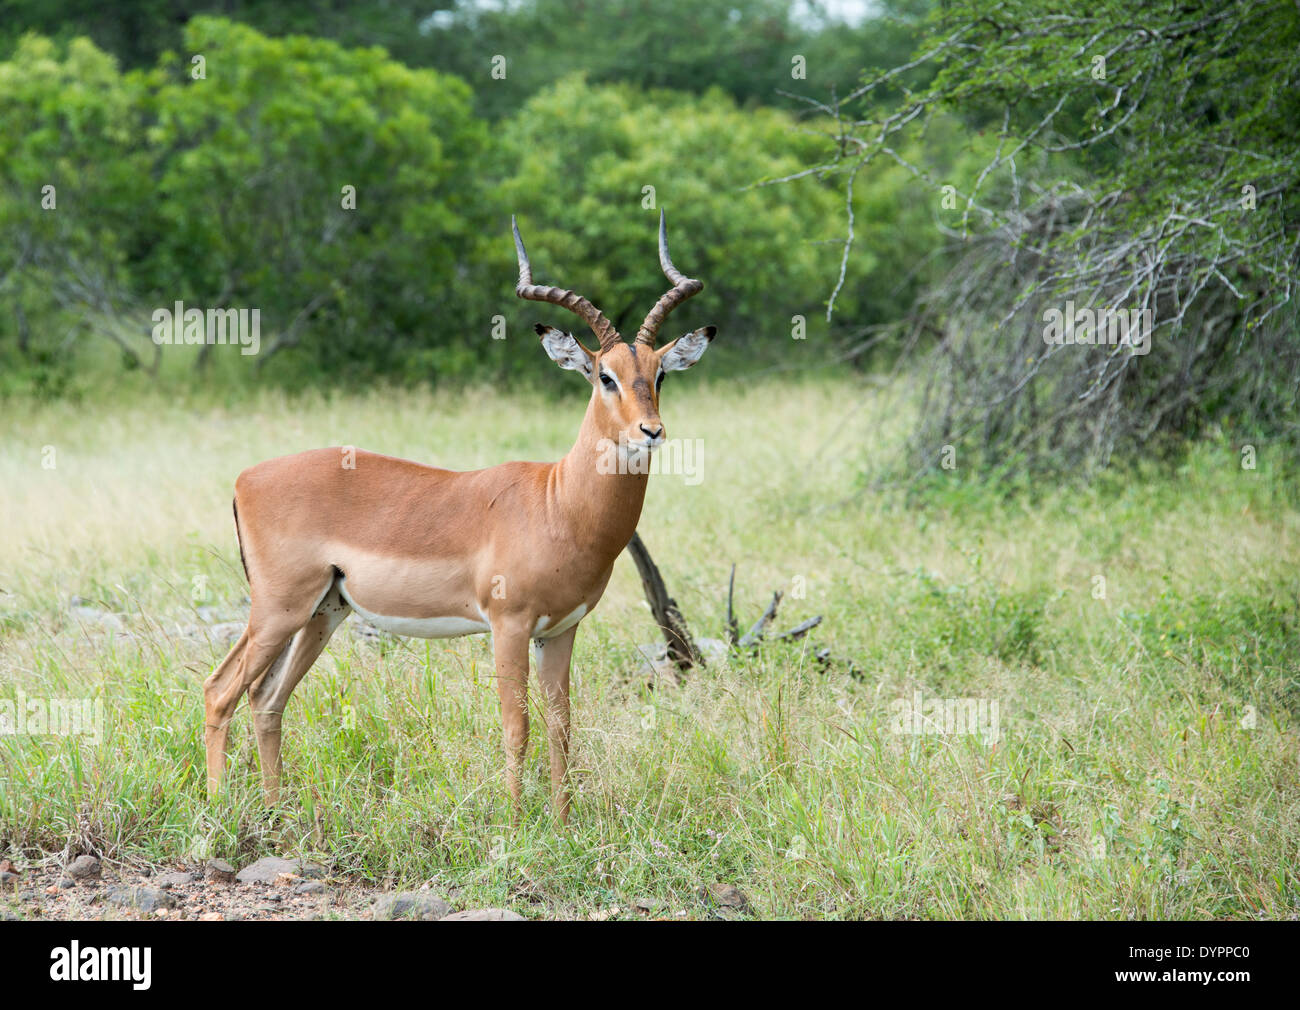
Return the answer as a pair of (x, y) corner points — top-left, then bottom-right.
(0, 859), (511, 922)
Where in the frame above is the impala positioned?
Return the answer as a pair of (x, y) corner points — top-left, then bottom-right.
(203, 211), (715, 822)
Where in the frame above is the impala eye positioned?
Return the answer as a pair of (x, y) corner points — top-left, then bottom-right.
(655, 370), (665, 393)
(599, 372), (617, 393)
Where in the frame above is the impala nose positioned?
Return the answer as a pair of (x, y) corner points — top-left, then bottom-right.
(640, 423), (663, 442)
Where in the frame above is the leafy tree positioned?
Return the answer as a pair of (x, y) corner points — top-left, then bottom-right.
(807, 0), (1300, 476)
(1, 0), (931, 120)
(0, 34), (150, 395)
(0, 0), (434, 70)
(140, 17), (492, 380)
(495, 75), (863, 357)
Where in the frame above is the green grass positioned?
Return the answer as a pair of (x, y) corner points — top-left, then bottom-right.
(1, 374), (1298, 918)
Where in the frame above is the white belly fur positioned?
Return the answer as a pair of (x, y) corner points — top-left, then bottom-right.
(337, 581), (490, 639)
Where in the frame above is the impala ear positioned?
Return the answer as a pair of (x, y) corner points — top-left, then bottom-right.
(658, 325), (716, 372)
(536, 324), (595, 379)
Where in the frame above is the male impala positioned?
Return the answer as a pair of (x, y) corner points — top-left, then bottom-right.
(203, 211), (714, 822)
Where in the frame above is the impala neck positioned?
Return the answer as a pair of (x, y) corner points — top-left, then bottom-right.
(553, 395), (649, 560)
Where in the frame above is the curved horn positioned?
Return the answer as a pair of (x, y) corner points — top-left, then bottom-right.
(512, 215), (620, 352)
(635, 209), (703, 348)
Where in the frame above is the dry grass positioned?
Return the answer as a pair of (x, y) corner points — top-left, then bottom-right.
(1, 374), (1297, 918)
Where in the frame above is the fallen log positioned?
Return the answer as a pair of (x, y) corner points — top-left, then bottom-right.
(772, 615), (822, 642)
(625, 532), (702, 671)
(726, 564), (739, 647)
(737, 590), (782, 649)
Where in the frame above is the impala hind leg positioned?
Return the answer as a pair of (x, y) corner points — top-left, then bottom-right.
(204, 628), (250, 793)
(248, 583), (351, 805)
(491, 619), (532, 819)
(203, 575), (334, 796)
(204, 624), (297, 795)
(534, 626), (576, 826)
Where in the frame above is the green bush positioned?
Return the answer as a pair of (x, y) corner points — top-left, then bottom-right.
(0, 19), (963, 394)
(495, 76), (858, 356)
(0, 35), (150, 397)
(142, 17), (492, 382)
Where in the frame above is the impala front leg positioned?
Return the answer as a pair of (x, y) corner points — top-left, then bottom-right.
(491, 618), (532, 819)
(534, 626), (576, 826)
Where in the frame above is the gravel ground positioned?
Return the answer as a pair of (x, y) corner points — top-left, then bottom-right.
(0, 856), (529, 921)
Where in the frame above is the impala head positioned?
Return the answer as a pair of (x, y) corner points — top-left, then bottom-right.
(513, 210), (715, 461)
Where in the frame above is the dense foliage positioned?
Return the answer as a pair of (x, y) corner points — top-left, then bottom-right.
(800, 0), (1300, 475)
(1, 1), (1294, 480)
(0, 12), (951, 394)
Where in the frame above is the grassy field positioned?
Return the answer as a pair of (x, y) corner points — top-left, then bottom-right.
(1, 374), (1298, 919)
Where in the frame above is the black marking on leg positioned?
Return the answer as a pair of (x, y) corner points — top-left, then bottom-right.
(232, 499), (250, 582)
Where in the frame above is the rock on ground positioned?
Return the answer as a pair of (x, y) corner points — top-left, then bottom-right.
(66, 855), (101, 880)
(205, 858), (236, 883)
(372, 891), (451, 921)
(441, 908), (526, 921)
(105, 886), (175, 912)
(701, 882), (751, 914)
(235, 856), (325, 885)
(155, 870), (198, 888)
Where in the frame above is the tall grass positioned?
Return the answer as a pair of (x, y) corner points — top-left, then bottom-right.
(1, 374), (1297, 918)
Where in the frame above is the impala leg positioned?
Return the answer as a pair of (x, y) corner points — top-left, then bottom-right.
(491, 619), (532, 819)
(203, 623), (296, 796)
(534, 626), (576, 826)
(248, 586), (351, 806)
(204, 629), (249, 794)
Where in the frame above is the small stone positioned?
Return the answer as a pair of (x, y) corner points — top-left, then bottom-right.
(106, 885), (175, 913)
(198, 911), (223, 922)
(205, 859), (236, 883)
(179, 621), (244, 647)
(235, 856), (324, 885)
(70, 606), (125, 631)
(57, 877), (76, 890)
(441, 908), (526, 921)
(66, 855), (101, 880)
(372, 891), (452, 921)
(0, 871), (19, 886)
(701, 882), (751, 914)
(294, 880), (326, 896)
(155, 870), (196, 889)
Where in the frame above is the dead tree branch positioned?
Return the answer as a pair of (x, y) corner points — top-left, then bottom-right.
(625, 532), (701, 671)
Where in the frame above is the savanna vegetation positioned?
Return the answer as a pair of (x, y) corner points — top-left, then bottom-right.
(3, 378), (1297, 918)
(1, 0), (1296, 920)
